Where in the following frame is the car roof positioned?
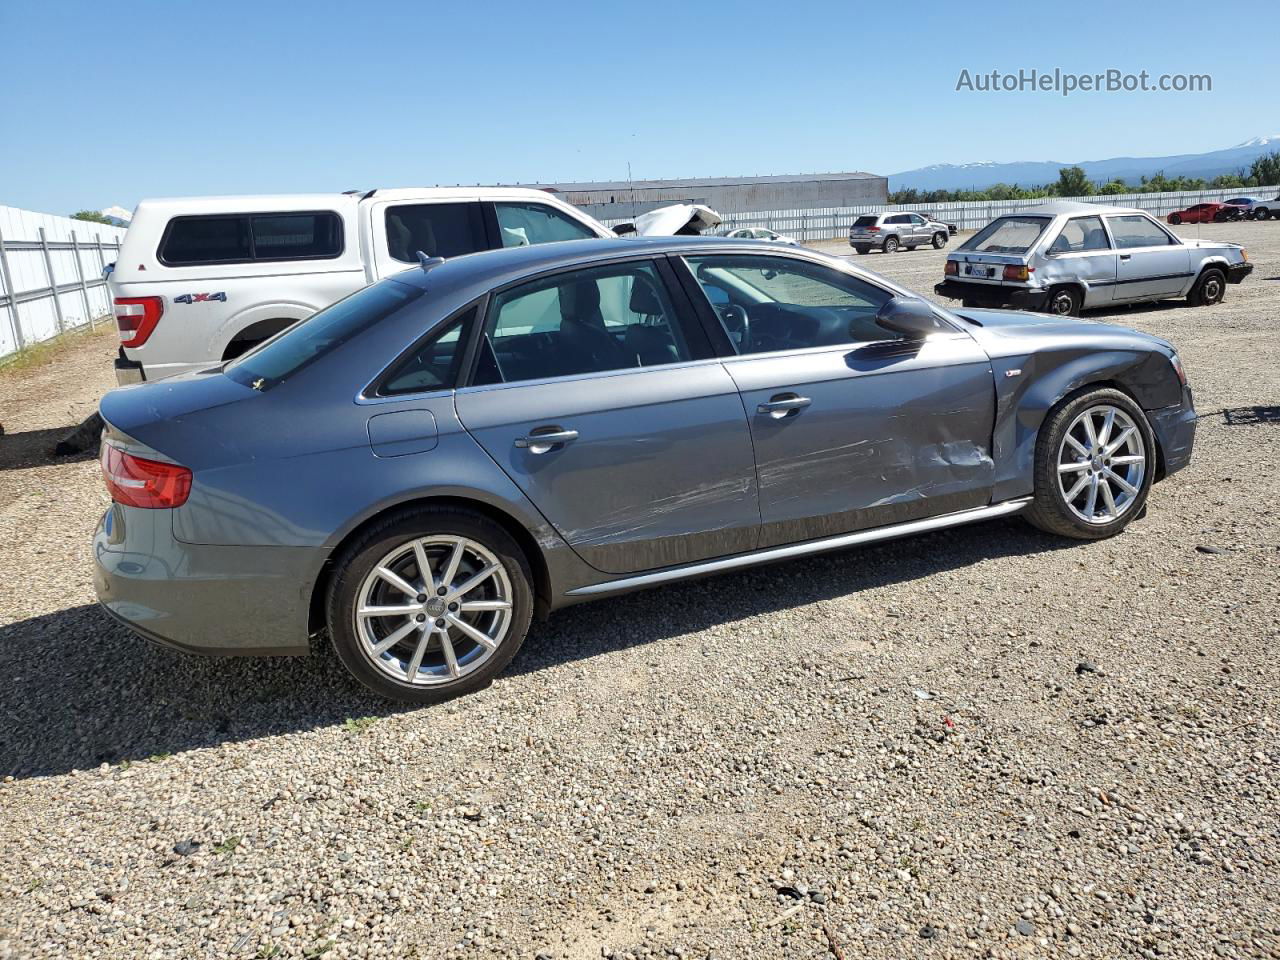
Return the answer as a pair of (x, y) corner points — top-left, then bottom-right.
(387, 236), (807, 298)
(1011, 200), (1142, 217)
(131, 186), (574, 216)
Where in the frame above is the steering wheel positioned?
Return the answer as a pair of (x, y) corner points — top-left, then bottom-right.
(717, 303), (751, 352)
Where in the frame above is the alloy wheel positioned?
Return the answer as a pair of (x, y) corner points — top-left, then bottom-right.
(1055, 405), (1147, 524)
(353, 536), (513, 686)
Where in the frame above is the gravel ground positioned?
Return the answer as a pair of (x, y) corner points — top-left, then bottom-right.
(1, 223), (1278, 960)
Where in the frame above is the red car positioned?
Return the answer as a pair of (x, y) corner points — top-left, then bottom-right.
(1167, 203), (1237, 225)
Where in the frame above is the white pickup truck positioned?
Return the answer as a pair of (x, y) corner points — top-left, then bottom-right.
(108, 187), (613, 383)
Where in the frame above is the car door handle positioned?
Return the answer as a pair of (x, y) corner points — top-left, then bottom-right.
(757, 395), (811, 419)
(1119, 254), (1131, 261)
(514, 428), (579, 451)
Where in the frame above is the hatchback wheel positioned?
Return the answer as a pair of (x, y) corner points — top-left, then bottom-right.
(1047, 286), (1082, 316)
(883, 236), (900, 254)
(327, 507), (534, 703)
(1025, 388), (1154, 540)
(1188, 268), (1225, 307)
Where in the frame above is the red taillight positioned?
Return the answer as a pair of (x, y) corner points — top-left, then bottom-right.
(114, 297), (163, 348)
(1002, 265), (1032, 281)
(100, 441), (191, 508)
(944, 260), (958, 276)
(866, 226), (881, 232)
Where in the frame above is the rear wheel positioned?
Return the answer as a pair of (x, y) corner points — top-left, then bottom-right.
(327, 507), (534, 703)
(854, 245), (871, 255)
(1169, 213), (1182, 225)
(883, 236), (900, 254)
(1024, 388), (1154, 540)
(1187, 267), (1226, 306)
(932, 232), (947, 249)
(1046, 286), (1082, 317)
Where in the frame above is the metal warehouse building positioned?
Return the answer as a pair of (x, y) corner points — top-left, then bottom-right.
(542, 172), (888, 221)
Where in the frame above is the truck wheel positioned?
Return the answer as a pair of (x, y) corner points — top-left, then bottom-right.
(326, 506), (534, 704)
(1188, 268), (1226, 306)
(1024, 387), (1154, 540)
(1169, 213), (1182, 225)
(1046, 286), (1082, 317)
(883, 236), (900, 254)
(932, 232), (947, 249)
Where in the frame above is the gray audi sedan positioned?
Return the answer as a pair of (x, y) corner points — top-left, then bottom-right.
(94, 236), (1196, 702)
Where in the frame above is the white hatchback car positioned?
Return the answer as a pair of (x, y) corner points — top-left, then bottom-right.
(108, 188), (611, 384)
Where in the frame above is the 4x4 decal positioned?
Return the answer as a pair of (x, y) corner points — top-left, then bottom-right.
(174, 292), (227, 304)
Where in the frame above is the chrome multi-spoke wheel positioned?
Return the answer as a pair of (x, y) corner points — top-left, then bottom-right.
(1056, 405), (1147, 524)
(353, 536), (514, 686)
(1026, 388), (1155, 541)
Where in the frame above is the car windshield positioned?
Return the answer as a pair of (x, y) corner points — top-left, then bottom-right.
(225, 280), (423, 390)
(960, 216), (1050, 254)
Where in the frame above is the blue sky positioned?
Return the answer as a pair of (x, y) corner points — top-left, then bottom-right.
(2, 0), (1275, 214)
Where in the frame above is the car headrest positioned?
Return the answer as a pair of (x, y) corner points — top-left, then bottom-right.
(559, 279), (602, 325)
(628, 274), (664, 315)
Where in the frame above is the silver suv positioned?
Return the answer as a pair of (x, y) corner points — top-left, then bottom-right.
(849, 213), (949, 254)
(935, 201), (1253, 316)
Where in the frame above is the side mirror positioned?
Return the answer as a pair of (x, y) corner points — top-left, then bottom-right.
(613, 223), (636, 236)
(874, 296), (943, 339)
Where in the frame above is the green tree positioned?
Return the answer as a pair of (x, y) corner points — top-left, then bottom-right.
(70, 210), (113, 224)
(1098, 179), (1129, 195)
(1250, 151), (1280, 186)
(1054, 166), (1093, 197)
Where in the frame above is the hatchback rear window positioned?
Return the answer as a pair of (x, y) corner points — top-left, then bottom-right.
(159, 212), (343, 265)
(225, 280), (422, 390)
(960, 216), (1050, 254)
(853, 216), (879, 227)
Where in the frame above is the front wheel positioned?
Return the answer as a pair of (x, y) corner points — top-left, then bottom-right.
(882, 236), (900, 254)
(1188, 268), (1226, 307)
(932, 232), (947, 249)
(1254, 207), (1270, 221)
(327, 507), (534, 703)
(1169, 213), (1182, 225)
(1024, 388), (1155, 540)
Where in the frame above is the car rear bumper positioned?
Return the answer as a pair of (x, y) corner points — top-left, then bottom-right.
(93, 504), (319, 656)
(1226, 262), (1253, 284)
(934, 279), (1050, 311)
(849, 236), (884, 248)
(1149, 385), (1197, 481)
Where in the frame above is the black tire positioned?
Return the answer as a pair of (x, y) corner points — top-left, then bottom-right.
(932, 232), (947, 249)
(854, 245), (871, 255)
(1169, 213), (1182, 225)
(961, 299), (980, 308)
(1046, 286), (1083, 317)
(326, 506), (534, 704)
(1254, 207), (1270, 221)
(1024, 387), (1156, 541)
(882, 235), (900, 254)
(1187, 267), (1226, 307)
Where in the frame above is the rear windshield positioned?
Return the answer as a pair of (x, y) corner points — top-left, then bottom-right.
(960, 216), (1050, 254)
(159, 212), (343, 265)
(225, 280), (422, 390)
(853, 215), (879, 227)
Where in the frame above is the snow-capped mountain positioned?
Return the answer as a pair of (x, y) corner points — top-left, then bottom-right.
(890, 135), (1280, 192)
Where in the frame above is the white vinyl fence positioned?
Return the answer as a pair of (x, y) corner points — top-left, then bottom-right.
(602, 185), (1280, 242)
(0, 205), (127, 360)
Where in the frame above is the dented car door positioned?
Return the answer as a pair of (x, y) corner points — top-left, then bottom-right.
(678, 253), (997, 549)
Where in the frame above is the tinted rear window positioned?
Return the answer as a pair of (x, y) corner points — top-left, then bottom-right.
(159, 212), (343, 265)
(225, 280), (422, 390)
(853, 216), (879, 227)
